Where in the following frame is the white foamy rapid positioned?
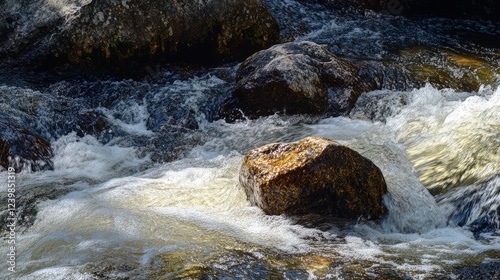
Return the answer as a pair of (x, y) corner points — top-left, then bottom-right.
(98, 102), (154, 136)
(51, 132), (151, 181)
(388, 85), (500, 194)
(1, 85), (499, 279)
(3, 149), (324, 279)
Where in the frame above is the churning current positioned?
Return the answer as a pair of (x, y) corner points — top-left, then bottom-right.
(1, 0), (500, 279)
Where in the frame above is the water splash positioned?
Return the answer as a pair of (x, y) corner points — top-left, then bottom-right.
(98, 102), (153, 136)
(306, 117), (446, 233)
(439, 176), (500, 235)
(51, 132), (151, 181)
(388, 85), (500, 194)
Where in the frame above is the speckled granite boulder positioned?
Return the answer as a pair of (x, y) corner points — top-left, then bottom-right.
(0, 0), (279, 68)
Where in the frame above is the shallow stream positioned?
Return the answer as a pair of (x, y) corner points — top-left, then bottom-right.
(1, 0), (499, 279)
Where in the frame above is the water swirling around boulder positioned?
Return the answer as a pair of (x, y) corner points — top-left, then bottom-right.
(439, 176), (500, 238)
(239, 136), (387, 220)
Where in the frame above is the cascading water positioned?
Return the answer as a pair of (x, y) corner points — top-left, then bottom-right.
(1, 0), (499, 279)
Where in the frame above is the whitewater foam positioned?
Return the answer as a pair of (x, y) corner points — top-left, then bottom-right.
(2, 84), (499, 279)
(387, 85), (500, 194)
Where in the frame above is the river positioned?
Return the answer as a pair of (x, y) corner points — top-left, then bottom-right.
(1, 0), (499, 279)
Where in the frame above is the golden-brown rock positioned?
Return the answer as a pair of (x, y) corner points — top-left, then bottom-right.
(240, 136), (387, 219)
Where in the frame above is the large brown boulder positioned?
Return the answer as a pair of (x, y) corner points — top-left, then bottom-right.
(220, 41), (379, 121)
(0, 0), (279, 69)
(240, 136), (387, 220)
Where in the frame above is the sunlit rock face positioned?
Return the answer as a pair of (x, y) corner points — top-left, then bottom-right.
(240, 136), (387, 220)
(0, 0), (279, 69)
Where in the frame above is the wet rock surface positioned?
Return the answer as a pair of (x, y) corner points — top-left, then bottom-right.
(220, 41), (379, 121)
(240, 136), (387, 219)
(0, 122), (53, 172)
(449, 261), (500, 280)
(395, 47), (500, 93)
(0, 0), (279, 70)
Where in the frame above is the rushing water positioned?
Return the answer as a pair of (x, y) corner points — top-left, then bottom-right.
(1, 0), (500, 279)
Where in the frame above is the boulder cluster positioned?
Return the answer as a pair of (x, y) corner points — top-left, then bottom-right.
(0, 0), (496, 227)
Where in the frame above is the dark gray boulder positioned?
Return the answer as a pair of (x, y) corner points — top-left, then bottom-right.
(0, 0), (279, 69)
(220, 41), (378, 121)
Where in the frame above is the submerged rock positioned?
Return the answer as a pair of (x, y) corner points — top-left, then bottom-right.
(451, 261), (500, 280)
(399, 47), (500, 93)
(0, 122), (53, 172)
(220, 41), (378, 121)
(75, 110), (110, 138)
(469, 209), (500, 238)
(0, 0), (279, 70)
(240, 136), (387, 219)
(439, 176), (500, 238)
